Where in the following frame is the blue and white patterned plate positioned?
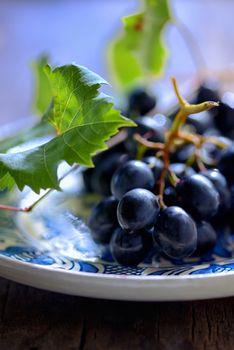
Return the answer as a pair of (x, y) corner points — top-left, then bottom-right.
(0, 170), (233, 301)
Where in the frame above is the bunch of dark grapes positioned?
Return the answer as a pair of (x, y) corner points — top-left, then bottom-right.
(84, 83), (234, 266)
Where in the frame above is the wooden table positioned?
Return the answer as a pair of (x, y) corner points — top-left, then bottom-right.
(0, 277), (233, 350)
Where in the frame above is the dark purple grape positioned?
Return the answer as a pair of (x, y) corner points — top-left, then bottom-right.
(217, 146), (234, 185)
(143, 156), (163, 182)
(227, 185), (234, 230)
(163, 186), (178, 207)
(170, 144), (195, 164)
(153, 206), (197, 259)
(218, 185), (234, 230)
(169, 163), (196, 180)
(176, 174), (220, 220)
(128, 88), (156, 116)
(88, 197), (119, 243)
(82, 168), (94, 192)
(134, 117), (165, 142)
(110, 227), (152, 266)
(117, 188), (160, 231)
(195, 81), (220, 105)
(91, 152), (128, 196)
(193, 221), (217, 257)
(111, 160), (155, 200)
(125, 116), (165, 156)
(186, 111), (214, 135)
(213, 95), (234, 135)
(201, 136), (232, 164)
(203, 128), (221, 137)
(230, 185), (234, 209)
(201, 169), (230, 212)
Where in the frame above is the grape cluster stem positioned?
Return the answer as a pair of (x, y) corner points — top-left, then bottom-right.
(136, 77), (220, 208)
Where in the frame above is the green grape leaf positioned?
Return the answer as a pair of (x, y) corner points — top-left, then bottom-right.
(32, 56), (53, 116)
(0, 64), (135, 193)
(0, 173), (15, 192)
(0, 121), (54, 154)
(109, 0), (171, 89)
(109, 13), (144, 88)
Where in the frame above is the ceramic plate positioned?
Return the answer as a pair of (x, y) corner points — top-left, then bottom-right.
(0, 169), (233, 301)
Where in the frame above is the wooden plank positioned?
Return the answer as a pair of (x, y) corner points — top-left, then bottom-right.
(0, 277), (233, 350)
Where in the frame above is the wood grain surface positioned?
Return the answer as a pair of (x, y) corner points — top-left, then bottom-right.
(0, 277), (233, 350)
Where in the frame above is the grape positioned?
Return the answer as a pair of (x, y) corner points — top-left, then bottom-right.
(214, 98), (234, 135)
(217, 146), (234, 185)
(169, 163), (195, 180)
(193, 221), (217, 257)
(230, 185), (234, 209)
(82, 168), (94, 192)
(201, 169), (230, 212)
(170, 144), (195, 164)
(204, 128), (221, 137)
(125, 116), (165, 156)
(163, 186), (178, 207)
(143, 156), (163, 182)
(153, 206), (197, 259)
(227, 185), (234, 230)
(218, 185), (234, 230)
(82, 150), (106, 192)
(110, 227), (152, 266)
(117, 188), (160, 231)
(186, 111), (214, 135)
(195, 81), (220, 105)
(135, 117), (165, 142)
(91, 152), (128, 196)
(111, 160), (155, 200)
(176, 174), (220, 220)
(201, 136), (232, 163)
(82, 146), (128, 194)
(88, 197), (119, 243)
(128, 88), (156, 116)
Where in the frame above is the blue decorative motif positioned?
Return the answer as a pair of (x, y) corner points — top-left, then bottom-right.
(0, 188), (233, 277)
(79, 261), (99, 273)
(190, 263), (234, 275)
(0, 246), (56, 265)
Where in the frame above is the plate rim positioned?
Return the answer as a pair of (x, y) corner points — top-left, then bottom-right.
(1, 253), (234, 281)
(1, 253), (234, 301)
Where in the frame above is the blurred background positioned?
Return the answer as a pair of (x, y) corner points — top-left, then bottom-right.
(0, 0), (234, 127)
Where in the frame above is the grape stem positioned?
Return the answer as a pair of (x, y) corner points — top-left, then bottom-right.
(0, 164), (81, 213)
(158, 77), (219, 208)
(178, 132), (206, 171)
(134, 134), (165, 150)
(168, 170), (180, 187)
